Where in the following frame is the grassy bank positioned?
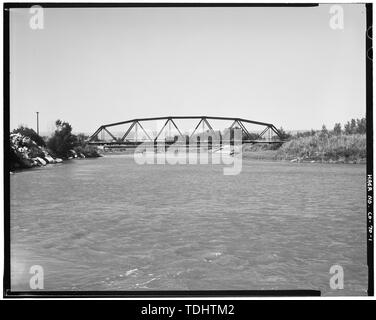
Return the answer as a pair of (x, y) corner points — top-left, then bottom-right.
(242, 134), (366, 164)
(276, 134), (366, 163)
(242, 144), (280, 161)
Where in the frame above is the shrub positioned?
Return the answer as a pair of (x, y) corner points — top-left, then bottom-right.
(74, 144), (101, 158)
(12, 126), (46, 147)
(276, 133), (366, 161)
(47, 120), (77, 158)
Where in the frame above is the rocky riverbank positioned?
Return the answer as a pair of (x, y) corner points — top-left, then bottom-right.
(10, 133), (101, 171)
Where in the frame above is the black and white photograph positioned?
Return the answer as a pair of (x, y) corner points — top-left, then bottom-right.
(3, 2), (373, 298)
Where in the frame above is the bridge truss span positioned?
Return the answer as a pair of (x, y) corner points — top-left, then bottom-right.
(88, 116), (284, 146)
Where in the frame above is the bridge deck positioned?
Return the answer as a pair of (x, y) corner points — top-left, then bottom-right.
(89, 140), (284, 146)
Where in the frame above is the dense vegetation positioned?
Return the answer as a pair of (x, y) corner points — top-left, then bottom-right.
(47, 120), (78, 158)
(275, 134), (366, 162)
(12, 126), (46, 147)
(268, 117), (367, 163)
(10, 120), (100, 170)
(46, 120), (100, 158)
(10, 133), (48, 170)
(74, 133), (102, 158)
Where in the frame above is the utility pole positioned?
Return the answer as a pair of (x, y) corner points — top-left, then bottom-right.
(36, 112), (39, 135)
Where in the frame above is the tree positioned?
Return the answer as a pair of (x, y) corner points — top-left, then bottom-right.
(278, 127), (291, 140)
(47, 120), (77, 158)
(333, 123), (342, 135)
(12, 125), (46, 147)
(350, 119), (357, 134)
(344, 121), (352, 135)
(319, 124), (329, 138)
(344, 117), (366, 135)
(356, 117), (366, 134)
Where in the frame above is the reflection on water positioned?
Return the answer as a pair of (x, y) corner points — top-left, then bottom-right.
(10, 155), (367, 295)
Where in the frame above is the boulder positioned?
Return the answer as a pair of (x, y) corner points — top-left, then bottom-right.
(35, 157), (47, 166)
(43, 153), (56, 164)
(69, 149), (78, 158)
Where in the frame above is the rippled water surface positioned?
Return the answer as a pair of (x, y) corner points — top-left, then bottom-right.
(11, 155), (367, 295)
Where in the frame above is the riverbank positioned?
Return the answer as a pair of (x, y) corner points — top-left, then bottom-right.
(10, 133), (101, 171)
(242, 150), (366, 164)
(11, 132), (366, 171)
(243, 133), (366, 164)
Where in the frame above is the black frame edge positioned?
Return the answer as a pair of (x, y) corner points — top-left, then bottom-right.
(366, 2), (374, 297)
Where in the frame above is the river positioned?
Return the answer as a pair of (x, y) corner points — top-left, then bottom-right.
(10, 155), (367, 295)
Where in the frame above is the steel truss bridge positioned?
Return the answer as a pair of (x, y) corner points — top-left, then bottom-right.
(88, 116), (284, 148)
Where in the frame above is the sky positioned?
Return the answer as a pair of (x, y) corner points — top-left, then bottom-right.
(9, 4), (367, 135)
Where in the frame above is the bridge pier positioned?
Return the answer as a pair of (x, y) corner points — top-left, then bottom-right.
(186, 135), (189, 162)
